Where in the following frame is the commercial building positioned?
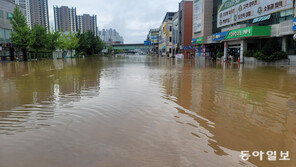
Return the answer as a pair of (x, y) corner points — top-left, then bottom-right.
(53, 6), (77, 33)
(159, 12), (176, 57)
(195, 0), (296, 62)
(77, 14), (97, 36)
(172, 13), (179, 56)
(173, 0), (194, 58)
(98, 28), (124, 44)
(146, 28), (160, 53)
(0, 0), (25, 59)
(147, 28), (160, 44)
(191, 0), (213, 58)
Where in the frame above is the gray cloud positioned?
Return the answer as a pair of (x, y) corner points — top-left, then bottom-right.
(49, 0), (181, 43)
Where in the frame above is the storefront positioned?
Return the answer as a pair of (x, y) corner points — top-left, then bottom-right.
(211, 26), (271, 62)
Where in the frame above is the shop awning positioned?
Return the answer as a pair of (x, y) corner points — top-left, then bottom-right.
(253, 15), (271, 23)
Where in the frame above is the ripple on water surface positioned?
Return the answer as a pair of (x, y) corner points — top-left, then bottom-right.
(0, 57), (296, 167)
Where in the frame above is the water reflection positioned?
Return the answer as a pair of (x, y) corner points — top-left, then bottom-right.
(0, 56), (295, 167)
(160, 60), (296, 166)
(0, 58), (103, 135)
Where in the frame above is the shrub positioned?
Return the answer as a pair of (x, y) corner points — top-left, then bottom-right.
(216, 51), (223, 58)
(270, 51), (288, 62)
(254, 51), (266, 61)
(243, 50), (256, 57)
(254, 51), (288, 62)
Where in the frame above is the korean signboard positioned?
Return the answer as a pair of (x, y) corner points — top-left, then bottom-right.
(212, 31), (229, 41)
(217, 0), (293, 28)
(212, 26), (271, 41)
(193, 0), (203, 34)
(192, 37), (204, 44)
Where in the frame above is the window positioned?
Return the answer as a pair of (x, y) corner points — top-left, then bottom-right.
(7, 12), (12, 19)
(0, 10), (3, 18)
(0, 28), (5, 40)
(169, 37), (172, 43)
(169, 26), (172, 32)
(4, 29), (11, 40)
(280, 9), (293, 17)
(286, 9), (293, 16)
(169, 48), (172, 53)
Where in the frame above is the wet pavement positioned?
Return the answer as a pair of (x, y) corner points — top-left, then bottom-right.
(0, 56), (295, 167)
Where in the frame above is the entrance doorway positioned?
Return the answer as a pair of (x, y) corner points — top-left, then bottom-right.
(228, 44), (240, 62)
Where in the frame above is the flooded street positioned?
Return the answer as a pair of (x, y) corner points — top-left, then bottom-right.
(0, 56), (296, 167)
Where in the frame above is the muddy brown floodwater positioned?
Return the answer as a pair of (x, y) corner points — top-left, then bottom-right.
(0, 56), (296, 167)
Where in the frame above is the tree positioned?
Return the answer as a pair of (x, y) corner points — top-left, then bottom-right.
(76, 31), (105, 56)
(108, 45), (114, 54)
(76, 31), (91, 55)
(60, 32), (79, 57)
(95, 36), (105, 54)
(47, 31), (61, 54)
(10, 6), (31, 61)
(29, 24), (48, 59)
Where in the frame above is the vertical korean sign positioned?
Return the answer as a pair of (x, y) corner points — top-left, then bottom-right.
(193, 0), (203, 34)
(217, 0), (294, 28)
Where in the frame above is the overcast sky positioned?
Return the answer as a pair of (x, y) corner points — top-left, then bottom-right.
(48, 0), (181, 43)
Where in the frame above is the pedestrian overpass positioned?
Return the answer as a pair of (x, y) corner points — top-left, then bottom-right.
(113, 43), (152, 52)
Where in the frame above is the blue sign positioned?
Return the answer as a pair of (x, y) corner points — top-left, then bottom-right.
(189, 46), (193, 50)
(212, 31), (229, 41)
(184, 46), (188, 50)
(144, 41), (151, 46)
(191, 39), (196, 45)
(293, 18), (296, 31)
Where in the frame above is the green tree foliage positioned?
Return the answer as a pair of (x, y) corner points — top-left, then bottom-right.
(243, 50), (256, 57)
(10, 6), (30, 61)
(47, 31), (61, 53)
(253, 38), (288, 62)
(108, 45), (114, 54)
(76, 31), (105, 56)
(59, 32), (79, 57)
(117, 49), (124, 53)
(216, 51), (223, 58)
(29, 24), (48, 59)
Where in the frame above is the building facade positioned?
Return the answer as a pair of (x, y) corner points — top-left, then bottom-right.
(98, 28), (124, 44)
(77, 14), (97, 36)
(53, 6), (77, 33)
(172, 13), (179, 56)
(29, 0), (49, 30)
(192, 0), (213, 58)
(146, 28), (160, 53)
(177, 0), (194, 58)
(12, 0), (49, 30)
(159, 12), (176, 57)
(0, 0), (25, 59)
(194, 0), (296, 62)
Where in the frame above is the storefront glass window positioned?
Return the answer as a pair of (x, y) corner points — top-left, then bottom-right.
(286, 9), (293, 16)
(0, 28), (5, 41)
(0, 10), (3, 18)
(4, 29), (11, 41)
(280, 11), (286, 17)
